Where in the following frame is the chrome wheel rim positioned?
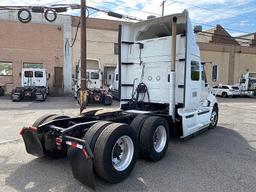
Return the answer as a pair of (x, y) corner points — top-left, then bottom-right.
(210, 110), (217, 126)
(112, 136), (134, 171)
(153, 125), (167, 153)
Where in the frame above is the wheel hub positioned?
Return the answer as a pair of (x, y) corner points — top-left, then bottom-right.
(210, 111), (217, 126)
(113, 144), (123, 160)
(112, 136), (134, 171)
(153, 125), (167, 153)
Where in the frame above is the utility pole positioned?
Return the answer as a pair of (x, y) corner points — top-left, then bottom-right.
(160, 0), (167, 16)
(80, 0), (87, 113)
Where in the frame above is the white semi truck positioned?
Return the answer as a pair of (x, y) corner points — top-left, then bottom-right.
(11, 68), (49, 101)
(20, 10), (218, 189)
(239, 72), (256, 97)
(73, 59), (112, 105)
(109, 65), (119, 99)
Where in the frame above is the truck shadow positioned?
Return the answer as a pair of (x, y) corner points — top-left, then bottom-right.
(4, 126), (256, 192)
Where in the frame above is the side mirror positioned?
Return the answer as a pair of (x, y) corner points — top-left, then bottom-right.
(194, 25), (202, 33)
(212, 65), (219, 82)
(205, 83), (208, 87)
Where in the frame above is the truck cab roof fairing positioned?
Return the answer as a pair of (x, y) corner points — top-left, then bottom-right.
(122, 10), (188, 42)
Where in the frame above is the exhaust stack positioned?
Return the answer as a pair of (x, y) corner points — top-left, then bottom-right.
(169, 16), (177, 118)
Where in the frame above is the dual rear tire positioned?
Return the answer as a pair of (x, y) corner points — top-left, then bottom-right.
(87, 116), (169, 183)
(82, 122), (137, 183)
(131, 115), (170, 161)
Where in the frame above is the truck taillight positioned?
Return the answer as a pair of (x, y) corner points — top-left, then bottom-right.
(55, 137), (62, 146)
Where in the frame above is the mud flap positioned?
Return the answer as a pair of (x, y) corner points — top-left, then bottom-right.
(20, 127), (44, 157)
(66, 139), (95, 189)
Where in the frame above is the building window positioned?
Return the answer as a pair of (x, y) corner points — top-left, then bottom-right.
(23, 63), (43, 69)
(212, 65), (218, 82)
(201, 65), (207, 83)
(0, 62), (13, 76)
(114, 43), (119, 55)
(191, 61), (200, 81)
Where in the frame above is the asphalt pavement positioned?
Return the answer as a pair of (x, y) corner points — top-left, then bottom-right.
(0, 96), (256, 192)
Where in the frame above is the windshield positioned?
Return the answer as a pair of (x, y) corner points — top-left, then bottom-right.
(35, 71), (43, 78)
(24, 71), (33, 78)
(232, 86), (239, 90)
(91, 72), (99, 80)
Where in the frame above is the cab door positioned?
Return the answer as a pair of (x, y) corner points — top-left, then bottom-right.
(188, 58), (201, 109)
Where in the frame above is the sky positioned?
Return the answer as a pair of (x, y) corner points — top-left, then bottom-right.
(1, 0), (256, 36)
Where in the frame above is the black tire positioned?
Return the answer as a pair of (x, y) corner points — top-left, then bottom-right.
(208, 106), (218, 129)
(33, 114), (70, 158)
(83, 121), (111, 152)
(130, 115), (149, 140)
(94, 123), (138, 183)
(103, 95), (112, 105)
(32, 114), (57, 127)
(222, 92), (228, 98)
(140, 116), (169, 162)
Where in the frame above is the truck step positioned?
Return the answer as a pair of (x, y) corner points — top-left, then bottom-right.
(121, 41), (134, 45)
(121, 84), (134, 87)
(122, 62), (134, 65)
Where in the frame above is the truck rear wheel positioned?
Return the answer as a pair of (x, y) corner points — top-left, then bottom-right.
(83, 121), (111, 152)
(32, 114), (57, 127)
(33, 114), (70, 158)
(102, 95), (112, 105)
(140, 116), (169, 162)
(94, 123), (138, 183)
(130, 114), (149, 140)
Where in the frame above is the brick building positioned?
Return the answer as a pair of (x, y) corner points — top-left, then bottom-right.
(196, 25), (256, 86)
(1, 10), (256, 96)
(0, 10), (72, 95)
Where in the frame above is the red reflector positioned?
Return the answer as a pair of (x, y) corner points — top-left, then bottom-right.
(82, 148), (89, 160)
(30, 127), (38, 132)
(71, 142), (77, 148)
(20, 128), (25, 135)
(55, 138), (62, 145)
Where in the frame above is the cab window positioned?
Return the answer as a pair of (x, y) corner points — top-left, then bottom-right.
(91, 72), (99, 80)
(24, 71), (33, 77)
(240, 79), (246, 84)
(35, 71), (43, 78)
(191, 61), (200, 81)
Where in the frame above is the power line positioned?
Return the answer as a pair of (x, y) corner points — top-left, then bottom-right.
(88, 0), (161, 16)
(167, 0), (255, 32)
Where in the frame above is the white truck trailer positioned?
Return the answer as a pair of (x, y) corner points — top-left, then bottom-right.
(20, 10), (218, 189)
(239, 72), (256, 97)
(11, 68), (49, 101)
